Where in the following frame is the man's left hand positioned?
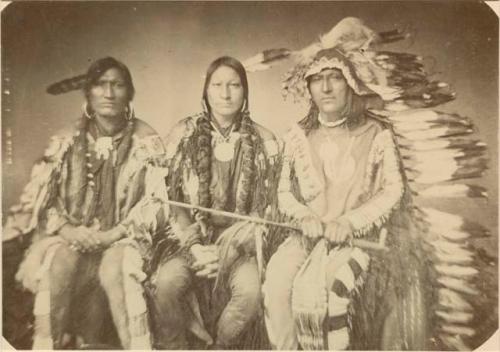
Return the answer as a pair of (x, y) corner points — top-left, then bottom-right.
(90, 226), (126, 251)
(324, 218), (353, 244)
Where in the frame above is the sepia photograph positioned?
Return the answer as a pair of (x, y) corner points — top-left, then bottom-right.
(1, 1), (498, 350)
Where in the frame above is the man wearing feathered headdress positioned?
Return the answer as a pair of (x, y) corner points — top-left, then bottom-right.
(256, 17), (489, 350)
(262, 22), (409, 350)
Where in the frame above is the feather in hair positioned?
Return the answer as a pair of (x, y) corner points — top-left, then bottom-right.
(243, 48), (293, 72)
(46, 74), (87, 95)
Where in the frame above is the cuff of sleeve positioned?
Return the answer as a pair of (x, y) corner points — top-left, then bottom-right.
(114, 223), (129, 241)
(279, 193), (313, 222)
(177, 222), (203, 248)
(336, 216), (355, 231)
(46, 208), (69, 235)
(337, 213), (363, 234)
(186, 238), (203, 249)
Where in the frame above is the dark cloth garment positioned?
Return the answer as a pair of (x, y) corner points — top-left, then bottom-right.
(2, 235), (34, 349)
(48, 244), (112, 347)
(151, 254), (261, 349)
(3, 116), (167, 349)
(65, 119), (134, 230)
(155, 113), (280, 349)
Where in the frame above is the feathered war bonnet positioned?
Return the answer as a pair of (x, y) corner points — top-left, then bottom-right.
(243, 18), (492, 352)
(286, 47), (383, 109)
(243, 17), (455, 110)
(281, 17), (390, 104)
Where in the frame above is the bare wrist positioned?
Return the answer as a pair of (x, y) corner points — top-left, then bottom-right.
(59, 223), (75, 237)
(299, 208), (316, 220)
(336, 217), (354, 231)
(190, 243), (203, 254)
(112, 224), (127, 242)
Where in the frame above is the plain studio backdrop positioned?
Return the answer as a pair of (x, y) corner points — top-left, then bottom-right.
(1, 3), (497, 256)
(0, 1), (498, 349)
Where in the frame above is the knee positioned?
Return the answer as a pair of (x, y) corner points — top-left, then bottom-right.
(234, 279), (261, 318)
(229, 260), (262, 318)
(98, 245), (126, 291)
(153, 259), (192, 304)
(49, 244), (79, 290)
(263, 255), (294, 305)
(50, 243), (79, 274)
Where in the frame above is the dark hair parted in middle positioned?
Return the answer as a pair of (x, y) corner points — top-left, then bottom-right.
(83, 57), (135, 102)
(202, 56), (249, 114)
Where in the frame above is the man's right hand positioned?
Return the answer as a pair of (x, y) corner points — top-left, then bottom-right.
(190, 244), (219, 279)
(59, 224), (100, 252)
(300, 213), (324, 239)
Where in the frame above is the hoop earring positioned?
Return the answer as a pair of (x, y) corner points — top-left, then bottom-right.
(82, 102), (93, 119)
(240, 99), (248, 113)
(125, 103), (135, 121)
(201, 99), (209, 115)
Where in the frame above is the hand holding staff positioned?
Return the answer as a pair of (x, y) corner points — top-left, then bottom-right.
(166, 199), (388, 251)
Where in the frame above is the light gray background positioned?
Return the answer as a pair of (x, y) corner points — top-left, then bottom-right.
(2, 1), (497, 249)
(1, 1), (498, 349)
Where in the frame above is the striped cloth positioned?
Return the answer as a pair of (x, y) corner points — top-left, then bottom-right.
(292, 240), (370, 350)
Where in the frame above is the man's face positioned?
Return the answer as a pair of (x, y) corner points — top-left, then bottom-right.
(88, 68), (129, 119)
(309, 68), (349, 117)
(206, 65), (245, 120)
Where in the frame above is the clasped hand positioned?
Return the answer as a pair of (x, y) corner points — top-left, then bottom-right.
(300, 214), (353, 244)
(190, 244), (219, 279)
(60, 224), (120, 253)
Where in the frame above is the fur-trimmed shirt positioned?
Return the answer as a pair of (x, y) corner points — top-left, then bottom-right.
(3, 117), (169, 261)
(164, 113), (281, 245)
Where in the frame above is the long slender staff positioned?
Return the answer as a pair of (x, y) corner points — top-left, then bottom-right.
(165, 199), (387, 251)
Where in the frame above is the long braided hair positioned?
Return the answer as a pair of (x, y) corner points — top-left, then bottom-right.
(192, 57), (260, 230)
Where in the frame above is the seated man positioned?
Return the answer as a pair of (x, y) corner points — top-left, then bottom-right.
(150, 56), (281, 349)
(3, 57), (171, 349)
(263, 46), (407, 350)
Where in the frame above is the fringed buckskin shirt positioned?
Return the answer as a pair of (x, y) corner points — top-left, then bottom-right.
(278, 114), (405, 238)
(4, 117), (169, 267)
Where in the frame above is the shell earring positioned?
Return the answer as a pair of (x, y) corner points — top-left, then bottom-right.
(240, 99), (248, 113)
(82, 102), (93, 119)
(201, 99), (209, 115)
(126, 103), (135, 121)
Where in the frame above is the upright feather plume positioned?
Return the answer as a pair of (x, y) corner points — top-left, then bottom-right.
(243, 17), (406, 74)
(318, 17), (378, 54)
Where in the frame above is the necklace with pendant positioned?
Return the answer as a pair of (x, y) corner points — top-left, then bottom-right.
(211, 121), (238, 162)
